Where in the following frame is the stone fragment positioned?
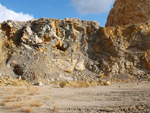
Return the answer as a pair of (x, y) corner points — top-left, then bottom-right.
(33, 81), (43, 86)
(75, 60), (85, 71)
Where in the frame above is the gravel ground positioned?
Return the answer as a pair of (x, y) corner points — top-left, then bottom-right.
(0, 81), (150, 113)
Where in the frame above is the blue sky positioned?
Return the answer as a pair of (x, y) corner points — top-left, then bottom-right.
(0, 0), (115, 27)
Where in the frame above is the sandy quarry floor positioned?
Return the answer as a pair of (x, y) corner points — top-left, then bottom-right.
(0, 81), (150, 113)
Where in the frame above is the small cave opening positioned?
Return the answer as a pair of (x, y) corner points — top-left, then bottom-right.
(13, 64), (23, 75)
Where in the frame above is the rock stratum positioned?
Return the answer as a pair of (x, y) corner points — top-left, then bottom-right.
(0, 18), (150, 84)
(106, 0), (150, 27)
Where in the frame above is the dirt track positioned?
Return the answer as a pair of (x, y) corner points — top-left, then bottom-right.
(0, 81), (150, 113)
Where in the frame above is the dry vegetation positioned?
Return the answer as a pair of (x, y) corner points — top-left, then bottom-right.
(58, 80), (111, 88)
(0, 101), (7, 106)
(14, 88), (25, 94)
(29, 100), (43, 107)
(44, 96), (50, 100)
(0, 76), (111, 113)
(59, 81), (67, 88)
(11, 103), (23, 109)
(0, 76), (28, 86)
(28, 87), (39, 95)
(99, 73), (104, 78)
(0, 86), (45, 113)
(22, 106), (32, 113)
(4, 95), (16, 100)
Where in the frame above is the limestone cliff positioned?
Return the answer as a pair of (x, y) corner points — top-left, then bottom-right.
(0, 18), (150, 83)
(106, 0), (150, 27)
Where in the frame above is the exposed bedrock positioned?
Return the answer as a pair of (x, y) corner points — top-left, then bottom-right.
(0, 18), (149, 83)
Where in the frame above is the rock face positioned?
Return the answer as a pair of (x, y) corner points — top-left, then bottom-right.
(106, 0), (150, 27)
(0, 18), (150, 83)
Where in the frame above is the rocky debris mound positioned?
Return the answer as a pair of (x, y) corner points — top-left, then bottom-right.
(106, 0), (150, 27)
(0, 18), (150, 84)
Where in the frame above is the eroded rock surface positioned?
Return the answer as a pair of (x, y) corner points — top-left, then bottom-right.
(0, 18), (150, 83)
(106, 0), (150, 27)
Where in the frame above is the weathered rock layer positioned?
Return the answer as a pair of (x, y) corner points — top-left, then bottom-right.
(106, 0), (150, 27)
(0, 18), (150, 83)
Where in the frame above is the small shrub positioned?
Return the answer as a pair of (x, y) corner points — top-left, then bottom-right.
(99, 74), (103, 78)
(6, 77), (28, 86)
(59, 81), (66, 88)
(22, 106), (32, 113)
(67, 81), (90, 88)
(30, 100), (43, 107)
(44, 96), (50, 100)
(3, 99), (16, 103)
(12, 103), (23, 109)
(0, 101), (7, 106)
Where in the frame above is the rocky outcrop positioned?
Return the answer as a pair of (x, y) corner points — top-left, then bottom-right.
(106, 0), (150, 27)
(0, 18), (150, 83)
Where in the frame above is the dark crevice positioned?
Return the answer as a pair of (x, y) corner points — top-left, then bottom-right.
(13, 64), (23, 75)
(56, 44), (67, 51)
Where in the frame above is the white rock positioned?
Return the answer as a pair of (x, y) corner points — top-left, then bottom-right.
(75, 60), (85, 71)
(22, 43), (32, 50)
(39, 81), (43, 86)
(35, 35), (43, 44)
(106, 81), (111, 85)
(25, 26), (33, 36)
(34, 81), (43, 86)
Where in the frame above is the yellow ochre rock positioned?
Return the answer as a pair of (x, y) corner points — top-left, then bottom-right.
(106, 0), (150, 27)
